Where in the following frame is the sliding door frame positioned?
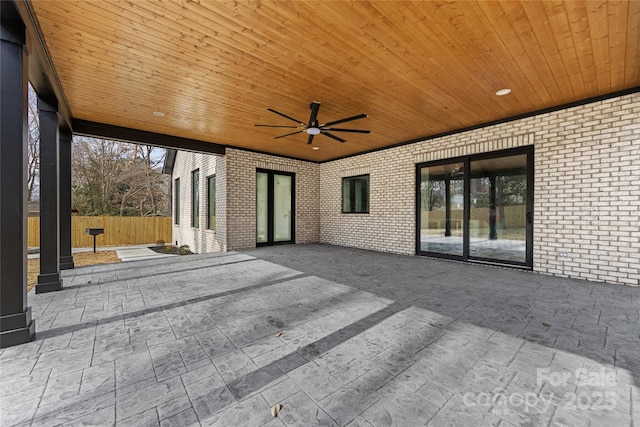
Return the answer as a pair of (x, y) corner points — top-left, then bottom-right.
(415, 146), (534, 269)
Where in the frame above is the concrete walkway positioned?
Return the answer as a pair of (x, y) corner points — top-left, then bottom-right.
(28, 244), (176, 262)
(115, 245), (177, 262)
(1, 244), (638, 426)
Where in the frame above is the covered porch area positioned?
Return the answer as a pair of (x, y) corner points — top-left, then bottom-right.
(1, 245), (638, 425)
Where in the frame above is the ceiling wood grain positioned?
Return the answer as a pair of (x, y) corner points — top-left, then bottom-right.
(30, 0), (640, 161)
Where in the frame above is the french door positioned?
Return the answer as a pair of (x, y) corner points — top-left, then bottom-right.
(417, 146), (533, 268)
(256, 169), (295, 246)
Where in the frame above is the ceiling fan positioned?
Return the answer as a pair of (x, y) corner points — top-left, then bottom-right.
(255, 101), (370, 144)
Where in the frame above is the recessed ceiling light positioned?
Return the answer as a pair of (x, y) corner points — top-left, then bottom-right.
(312, 147), (320, 150)
(496, 88), (511, 96)
(152, 111), (165, 117)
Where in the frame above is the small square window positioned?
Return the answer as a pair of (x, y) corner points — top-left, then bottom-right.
(342, 175), (369, 213)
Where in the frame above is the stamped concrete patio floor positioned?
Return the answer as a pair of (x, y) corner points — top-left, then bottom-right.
(1, 245), (638, 426)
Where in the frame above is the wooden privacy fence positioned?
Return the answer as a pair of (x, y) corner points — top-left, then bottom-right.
(421, 205), (526, 229)
(28, 216), (172, 248)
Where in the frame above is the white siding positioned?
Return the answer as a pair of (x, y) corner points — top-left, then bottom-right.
(171, 151), (226, 253)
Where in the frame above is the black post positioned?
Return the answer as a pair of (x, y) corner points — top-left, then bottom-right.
(444, 178), (452, 237)
(59, 129), (74, 269)
(35, 96), (63, 293)
(489, 175), (498, 240)
(1, 2), (35, 347)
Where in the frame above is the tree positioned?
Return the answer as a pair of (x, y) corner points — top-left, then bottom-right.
(71, 137), (169, 216)
(26, 84), (167, 214)
(498, 174), (526, 205)
(27, 84), (40, 201)
(421, 179), (445, 211)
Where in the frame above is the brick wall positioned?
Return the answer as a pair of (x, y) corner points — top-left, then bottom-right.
(172, 93), (638, 286)
(320, 155), (416, 255)
(224, 148), (320, 250)
(172, 151), (226, 253)
(319, 93), (640, 286)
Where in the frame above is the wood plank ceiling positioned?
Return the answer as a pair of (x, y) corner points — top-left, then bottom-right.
(30, 1), (640, 161)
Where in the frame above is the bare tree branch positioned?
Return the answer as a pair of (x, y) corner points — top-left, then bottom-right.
(72, 136), (169, 216)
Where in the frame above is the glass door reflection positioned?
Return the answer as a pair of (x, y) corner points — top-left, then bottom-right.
(256, 172), (269, 244)
(419, 161), (465, 257)
(273, 174), (292, 242)
(469, 154), (528, 263)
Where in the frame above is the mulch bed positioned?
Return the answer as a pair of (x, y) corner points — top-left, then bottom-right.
(149, 245), (193, 255)
(27, 251), (120, 292)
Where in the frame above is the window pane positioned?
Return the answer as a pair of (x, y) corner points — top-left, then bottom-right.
(192, 170), (199, 228)
(273, 175), (292, 242)
(419, 162), (464, 256)
(207, 175), (216, 229)
(342, 175), (369, 213)
(342, 179), (350, 212)
(469, 154), (527, 263)
(256, 172), (268, 243)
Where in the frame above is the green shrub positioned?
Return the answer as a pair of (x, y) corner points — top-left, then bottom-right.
(155, 239), (166, 248)
(178, 245), (192, 255)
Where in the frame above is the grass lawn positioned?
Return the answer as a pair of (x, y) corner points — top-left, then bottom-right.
(27, 251), (120, 292)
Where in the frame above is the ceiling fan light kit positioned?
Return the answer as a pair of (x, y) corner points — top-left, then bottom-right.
(255, 101), (370, 144)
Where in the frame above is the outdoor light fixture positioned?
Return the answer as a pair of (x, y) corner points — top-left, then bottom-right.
(312, 146), (320, 150)
(152, 111), (165, 116)
(306, 127), (321, 135)
(496, 88), (511, 96)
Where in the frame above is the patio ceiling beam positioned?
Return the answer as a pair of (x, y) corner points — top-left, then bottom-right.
(73, 119), (226, 155)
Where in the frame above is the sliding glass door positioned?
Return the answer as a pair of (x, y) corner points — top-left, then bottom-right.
(417, 147), (533, 268)
(256, 169), (295, 246)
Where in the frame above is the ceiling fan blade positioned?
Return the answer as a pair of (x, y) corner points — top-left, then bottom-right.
(322, 113), (367, 127)
(307, 134), (315, 145)
(274, 130), (304, 139)
(267, 108), (305, 125)
(321, 128), (370, 133)
(309, 101), (321, 126)
(255, 124), (302, 129)
(321, 131), (346, 143)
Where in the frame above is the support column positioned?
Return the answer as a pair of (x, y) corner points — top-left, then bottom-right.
(489, 175), (497, 240)
(444, 178), (452, 237)
(1, 2), (35, 347)
(35, 96), (63, 293)
(59, 129), (74, 270)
